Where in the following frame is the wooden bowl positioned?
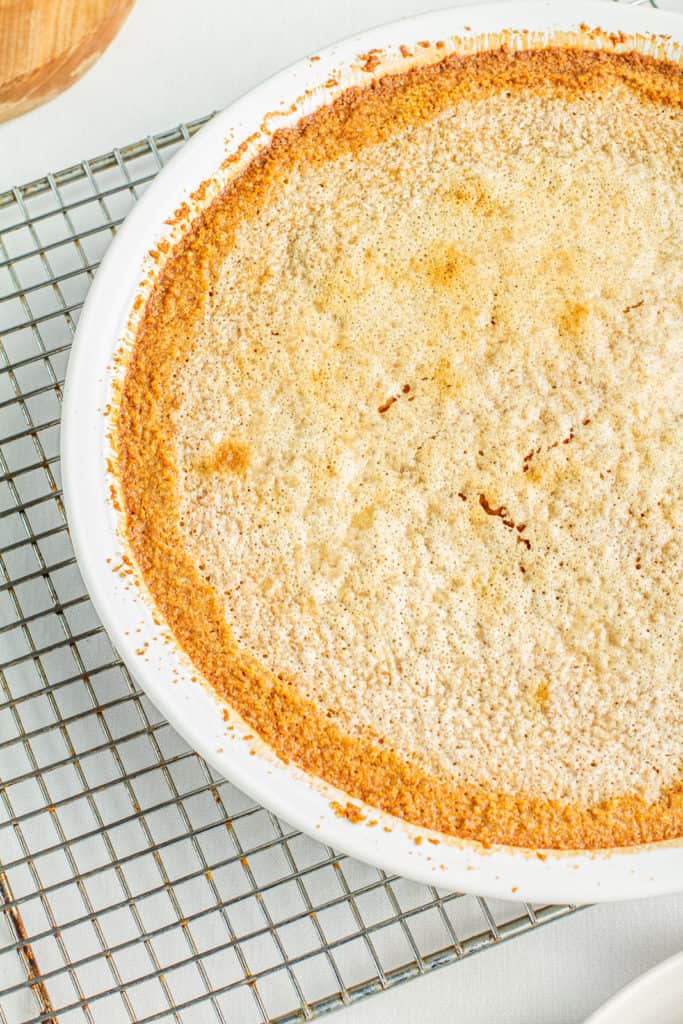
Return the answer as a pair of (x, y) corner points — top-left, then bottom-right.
(0, 0), (136, 123)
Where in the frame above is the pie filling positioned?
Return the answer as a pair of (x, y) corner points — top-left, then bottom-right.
(116, 45), (683, 849)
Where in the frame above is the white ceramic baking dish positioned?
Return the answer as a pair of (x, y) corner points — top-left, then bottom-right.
(62, 0), (683, 904)
(584, 949), (683, 1024)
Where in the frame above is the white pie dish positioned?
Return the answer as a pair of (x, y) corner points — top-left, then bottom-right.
(584, 950), (683, 1024)
(62, 0), (683, 904)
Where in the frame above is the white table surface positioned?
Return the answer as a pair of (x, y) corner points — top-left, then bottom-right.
(3, 1), (683, 1021)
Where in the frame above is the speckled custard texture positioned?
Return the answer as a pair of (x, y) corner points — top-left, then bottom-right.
(117, 46), (683, 849)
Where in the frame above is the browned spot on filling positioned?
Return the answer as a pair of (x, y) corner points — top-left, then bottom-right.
(524, 417), (589, 474)
(522, 447), (540, 472)
(624, 299), (644, 313)
(558, 300), (590, 336)
(423, 244), (475, 288)
(379, 385), (412, 413)
(479, 493), (509, 519)
(479, 493), (532, 549)
(197, 440), (250, 475)
(534, 680), (551, 711)
(447, 178), (506, 220)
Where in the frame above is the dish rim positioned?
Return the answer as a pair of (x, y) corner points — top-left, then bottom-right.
(584, 949), (683, 1024)
(62, 0), (683, 903)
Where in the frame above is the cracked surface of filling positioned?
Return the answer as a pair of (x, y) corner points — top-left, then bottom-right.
(117, 46), (683, 849)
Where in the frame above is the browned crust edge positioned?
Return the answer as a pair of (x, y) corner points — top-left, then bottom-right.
(115, 45), (683, 850)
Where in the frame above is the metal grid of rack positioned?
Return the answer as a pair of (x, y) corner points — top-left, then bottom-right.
(0, 3), (658, 1018)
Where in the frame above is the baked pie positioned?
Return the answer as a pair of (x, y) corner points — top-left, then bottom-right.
(116, 44), (683, 849)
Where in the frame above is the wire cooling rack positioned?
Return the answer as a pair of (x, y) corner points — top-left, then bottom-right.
(0, 3), (658, 1016)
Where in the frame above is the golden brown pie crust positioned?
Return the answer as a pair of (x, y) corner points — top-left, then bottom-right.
(115, 45), (683, 850)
